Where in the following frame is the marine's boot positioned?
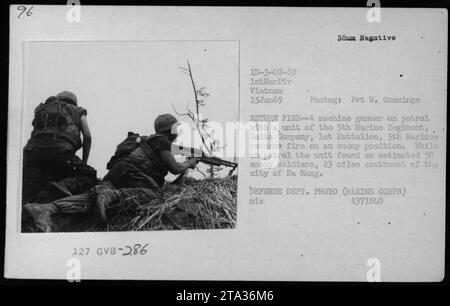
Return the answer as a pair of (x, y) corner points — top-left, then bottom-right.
(93, 185), (120, 222)
(45, 177), (73, 200)
(23, 203), (59, 232)
(46, 176), (97, 201)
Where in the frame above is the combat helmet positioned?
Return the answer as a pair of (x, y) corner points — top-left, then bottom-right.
(154, 114), (179, 134)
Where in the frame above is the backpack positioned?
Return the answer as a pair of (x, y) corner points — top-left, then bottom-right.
(106, 132), (148, 170)
(33, 96), (72, 137)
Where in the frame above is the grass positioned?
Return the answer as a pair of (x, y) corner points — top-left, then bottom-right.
(105, 175), (237, 231)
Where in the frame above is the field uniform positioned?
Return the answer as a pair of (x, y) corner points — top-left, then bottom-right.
(104, 134), (171, 189)
(23, 133), (171, 232)
(23, 114), (191, 232)
(22, 94), (97, 203)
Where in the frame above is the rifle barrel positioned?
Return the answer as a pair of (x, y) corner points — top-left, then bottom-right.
(200, 156), (237, 168)
(174, 145), (238, 168)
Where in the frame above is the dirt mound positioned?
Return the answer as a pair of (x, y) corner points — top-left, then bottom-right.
(105, 176), (237, 231)
(23, 176), (237, 232)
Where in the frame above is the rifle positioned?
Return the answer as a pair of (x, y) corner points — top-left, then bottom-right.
(173, 145), (238, 176)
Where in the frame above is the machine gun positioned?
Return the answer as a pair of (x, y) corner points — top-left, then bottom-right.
(172, 145), (238, 176)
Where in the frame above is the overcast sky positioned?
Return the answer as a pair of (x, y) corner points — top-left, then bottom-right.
(22, 41), (239, 178)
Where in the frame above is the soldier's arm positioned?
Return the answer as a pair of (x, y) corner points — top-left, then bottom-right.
(80, 115), (91, 164)
(158, 150), (198, 174)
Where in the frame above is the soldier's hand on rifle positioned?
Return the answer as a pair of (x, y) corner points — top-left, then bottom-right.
(159, 151), (198, 174)
(187, 157), (199, 169)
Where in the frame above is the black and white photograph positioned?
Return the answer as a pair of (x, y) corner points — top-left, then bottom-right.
(3, 4), (447, 285)
(20, 41), (239, 232)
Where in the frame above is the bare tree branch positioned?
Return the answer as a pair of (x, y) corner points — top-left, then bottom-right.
(187, 59), (200, 116)
(179, 59), (212, 154)
(172, 104), (193, 119)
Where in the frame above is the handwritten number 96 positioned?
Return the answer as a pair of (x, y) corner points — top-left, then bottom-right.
(17, 6), (33, 18)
